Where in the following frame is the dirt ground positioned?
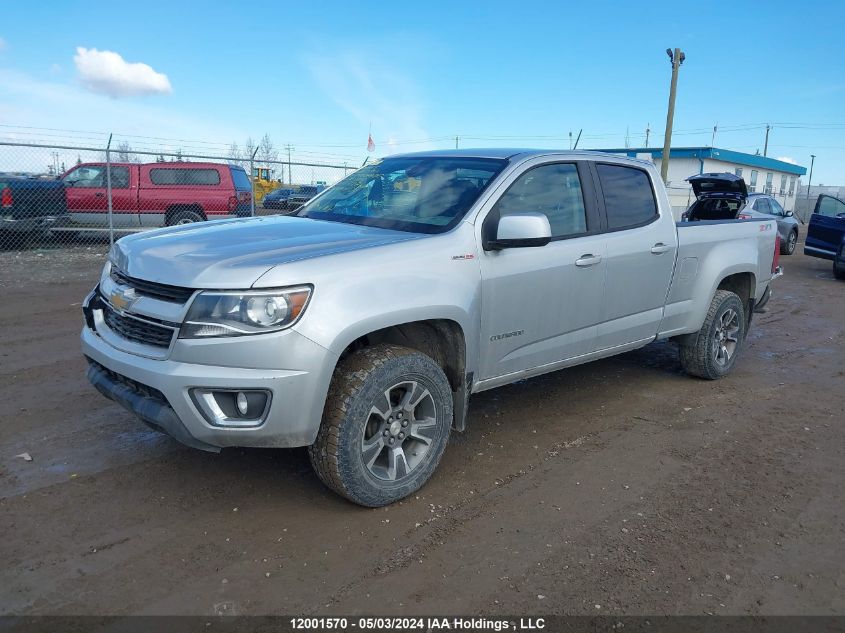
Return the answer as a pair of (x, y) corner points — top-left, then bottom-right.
(0, 240), (843, 617)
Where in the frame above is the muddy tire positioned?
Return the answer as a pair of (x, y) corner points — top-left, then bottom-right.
(308, 344), (453, 507)
(679, 290), (746, 380)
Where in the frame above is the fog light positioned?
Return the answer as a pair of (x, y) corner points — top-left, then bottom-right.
(190, 388), (271, 428)
(236, 392), (249, 416)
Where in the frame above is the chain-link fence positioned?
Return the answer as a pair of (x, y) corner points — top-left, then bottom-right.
(0, 140), (351, 253)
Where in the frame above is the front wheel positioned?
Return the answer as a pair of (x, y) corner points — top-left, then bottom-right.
(679, 290), (746, 380)
(309, 344), (453, 507)
(834, 260), (845, 281)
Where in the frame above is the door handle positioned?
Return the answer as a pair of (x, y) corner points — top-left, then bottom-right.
(651, 243), (671, 254)
(575, 254), (602, 267)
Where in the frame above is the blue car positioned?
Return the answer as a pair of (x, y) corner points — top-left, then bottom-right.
(262, 188), (295, 210)
(804, 194), (845, 280)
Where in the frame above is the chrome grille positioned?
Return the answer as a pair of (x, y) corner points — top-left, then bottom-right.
(102, 303), (175, 348)
(110, 267), (194, 304)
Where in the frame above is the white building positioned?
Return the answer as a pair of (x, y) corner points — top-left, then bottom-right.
(597, 147), (807, 218)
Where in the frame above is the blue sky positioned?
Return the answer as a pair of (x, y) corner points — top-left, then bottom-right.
(1, 0), (845, 183)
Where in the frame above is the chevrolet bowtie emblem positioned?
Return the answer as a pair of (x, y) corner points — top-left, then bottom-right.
(110, 286), (136, 311)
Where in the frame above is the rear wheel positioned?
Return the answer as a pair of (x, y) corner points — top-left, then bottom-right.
(834, 261), (845, 281)
(781, 230), (797, 255)
(309, 344), (453, 507)
(679, 290), (746, 380)
(167, 209), (204, 226)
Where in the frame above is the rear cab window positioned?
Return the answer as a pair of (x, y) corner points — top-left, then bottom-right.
(596, 164), (658, 230)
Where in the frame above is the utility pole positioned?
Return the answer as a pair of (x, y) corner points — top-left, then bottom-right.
(711, 124), (718, 147)
(806, 154), (816, 201)
(284, 144), (294, 185)
(569, 130), (573, 150)
(455, 136), (459, 149)
(763, 124), (771, 157)
(660, 47), (685, 185)
(249, 145), (259, 217)
(645, 124), (650, 147)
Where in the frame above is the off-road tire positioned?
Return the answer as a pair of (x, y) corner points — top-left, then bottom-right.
(308, 344), (453, 507)
(167, 209), (204, 226)
(679, 290), (746, 380)
(781, 230), (797, 255)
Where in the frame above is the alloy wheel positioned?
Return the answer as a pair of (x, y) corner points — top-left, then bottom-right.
(713, 308), (740, 366)
(361, 380), (438, 482)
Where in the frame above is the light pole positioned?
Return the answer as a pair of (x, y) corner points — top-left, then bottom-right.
(661, 47), (685, 185)
(806, 154), (816, 201)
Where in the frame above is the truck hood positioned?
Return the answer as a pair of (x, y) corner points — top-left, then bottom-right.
(687, 173), (748, 200)
(111, 216), (421, 288)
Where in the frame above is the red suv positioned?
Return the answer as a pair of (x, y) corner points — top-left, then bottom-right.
(61, 162), (252, 228)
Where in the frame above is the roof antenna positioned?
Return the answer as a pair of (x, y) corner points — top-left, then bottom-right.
(573, 129), (583, 150)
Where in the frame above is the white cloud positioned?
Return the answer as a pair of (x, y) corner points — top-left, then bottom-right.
(73, 47), (172, 98)
(776, 156), (797, 165)
(0, 68), (248, 174)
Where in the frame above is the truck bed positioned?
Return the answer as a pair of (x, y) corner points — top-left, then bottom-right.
(657, 218), (778, 339)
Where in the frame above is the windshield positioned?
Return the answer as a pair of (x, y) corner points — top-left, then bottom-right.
(298, 157), (507, 233)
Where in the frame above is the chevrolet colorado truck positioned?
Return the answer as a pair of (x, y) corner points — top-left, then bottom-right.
(81, 150), (782, 506)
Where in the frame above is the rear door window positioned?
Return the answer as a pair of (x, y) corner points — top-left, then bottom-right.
(596, 164), (658, 230)
(149, 168), (221, 186)
(754, 198), (772, 214)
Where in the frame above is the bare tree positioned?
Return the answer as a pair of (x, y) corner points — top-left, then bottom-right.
(258, 133), (278, 164)
(116, 141), (138, 163)
(227, 142), (242, 166)
(244, 137), (257, 161)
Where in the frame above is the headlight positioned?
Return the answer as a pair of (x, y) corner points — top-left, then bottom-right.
(100, 260), (112, 285)
(180, 286), (312, 338)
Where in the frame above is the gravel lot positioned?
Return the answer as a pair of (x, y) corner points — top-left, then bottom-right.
(1, 239), (843, 616)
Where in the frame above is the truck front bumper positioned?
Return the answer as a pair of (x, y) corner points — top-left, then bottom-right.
(81, 300), (337, 451)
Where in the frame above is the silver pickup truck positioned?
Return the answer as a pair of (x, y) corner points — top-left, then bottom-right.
(82, 150), (782, 506)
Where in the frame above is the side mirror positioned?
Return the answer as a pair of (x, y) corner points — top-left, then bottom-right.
(488, 213), (552, 250)
(786, 210), (794, 217)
